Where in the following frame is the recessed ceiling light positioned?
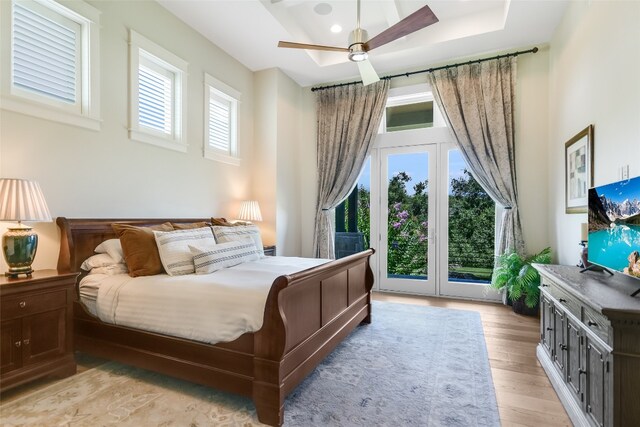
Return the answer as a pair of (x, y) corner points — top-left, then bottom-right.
(314, 3), (332, 16)
(330, 24), (342, 33)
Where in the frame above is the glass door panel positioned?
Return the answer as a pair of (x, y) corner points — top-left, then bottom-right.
(379, 145), (436, 294)
(439, 144), (500, 300)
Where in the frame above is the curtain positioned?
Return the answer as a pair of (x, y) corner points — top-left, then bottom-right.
(313, 80), (390, 258)
(428, 57), (524, 255)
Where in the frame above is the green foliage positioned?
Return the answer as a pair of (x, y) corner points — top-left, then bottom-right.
(490, 247), (552, 308)
(448, 170), (496, 273)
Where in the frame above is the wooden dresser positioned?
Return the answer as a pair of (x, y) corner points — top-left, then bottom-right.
(533, 264), (640, 427)
(0, 270), (78, 392)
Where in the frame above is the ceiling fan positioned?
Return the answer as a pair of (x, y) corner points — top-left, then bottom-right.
(278, 0), (439, 86)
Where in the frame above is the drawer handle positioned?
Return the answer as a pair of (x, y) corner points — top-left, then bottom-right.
(588, 321), (597, 327)
(14, 341), (21, 348)
(23, 339), (30, 345)
(558, 298), (567, 303)
(19, 301), (26, 308)
(541, 284), (549, 287)
(546, 327), (553, 331)
(560, 344), (567, 351)
(579, 369), (587, 375)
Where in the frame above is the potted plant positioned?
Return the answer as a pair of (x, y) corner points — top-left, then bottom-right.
(490, 247), (552, 316)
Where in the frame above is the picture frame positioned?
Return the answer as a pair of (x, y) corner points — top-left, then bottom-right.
(565, 125), (594, 214)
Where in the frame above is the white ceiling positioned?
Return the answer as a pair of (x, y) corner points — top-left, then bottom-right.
(157, 0), (568, 87)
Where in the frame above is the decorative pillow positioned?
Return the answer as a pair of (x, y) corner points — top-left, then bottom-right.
(81, 253), (120, 271)
(94, 239), (125, 264)
(154, 227), (217, 276)
(212, 225), (265, 257)
(112, 222), (174, 277)
(211, 217), (249, 227)
(89, 264), (129, 276)
(190, 238), (260, 274)
(172, 221), (211, 230)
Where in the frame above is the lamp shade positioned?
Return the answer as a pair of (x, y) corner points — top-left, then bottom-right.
(0, 179), (52, 222)
(238, 201), (262, 222)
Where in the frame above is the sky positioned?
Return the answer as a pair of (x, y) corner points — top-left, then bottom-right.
(356, 149), (468, 196)
(596, 175), (640, 204)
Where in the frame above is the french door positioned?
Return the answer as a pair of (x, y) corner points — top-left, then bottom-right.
(375, 140), (500, 301)
(379, 145), (437, 294)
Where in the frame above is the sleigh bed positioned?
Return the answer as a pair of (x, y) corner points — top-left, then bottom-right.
(56, 217), (374, 426)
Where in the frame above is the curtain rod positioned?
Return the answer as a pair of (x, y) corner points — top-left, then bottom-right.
(310, 46), (538, 92)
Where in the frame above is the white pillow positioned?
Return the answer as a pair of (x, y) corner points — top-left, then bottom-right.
(81, 253), (120, 271)
(212, 225), (265, 257)
(94, 239), (125, 264)
(153, 227), (217, 276)
(89, 264), (129, 276)
(190, 238), (260, 274)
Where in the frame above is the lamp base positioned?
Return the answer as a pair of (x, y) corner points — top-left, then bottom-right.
(3, 224), (38, 279)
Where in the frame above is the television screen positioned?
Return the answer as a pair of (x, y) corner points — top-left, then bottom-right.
(588, 175), (640, 279)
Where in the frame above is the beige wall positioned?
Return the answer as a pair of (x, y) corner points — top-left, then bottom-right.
(0, 0), (255, 271)
(547, 0), (640, 264)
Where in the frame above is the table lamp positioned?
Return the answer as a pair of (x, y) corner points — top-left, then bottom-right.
(238, 200), (262, 223)
(0, 179), (52, 278)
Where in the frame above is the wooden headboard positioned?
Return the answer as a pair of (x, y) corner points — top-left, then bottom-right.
(56, 217), (212, 274)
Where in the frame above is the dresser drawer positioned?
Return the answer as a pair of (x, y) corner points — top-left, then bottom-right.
(542, 278), (581, 319)
(582, 306), (610, 344)
(1, 289), (67, 320)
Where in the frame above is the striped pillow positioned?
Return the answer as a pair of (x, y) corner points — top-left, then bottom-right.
(190, 238), (260, 274)
(153, 227), (216, 276)
(212, 225), (265, 257)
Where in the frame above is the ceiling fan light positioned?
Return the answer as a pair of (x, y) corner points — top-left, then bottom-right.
(349, 50), (368, 62)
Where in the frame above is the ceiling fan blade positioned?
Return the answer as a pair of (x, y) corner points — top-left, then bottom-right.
(365, 5), (438, 51)
(357, 60), (380, 86)
(278, 41), (349, 52)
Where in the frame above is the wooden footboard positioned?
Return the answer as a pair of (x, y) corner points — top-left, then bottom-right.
(56, 218), (374, 427)
(253, 249), (374, 425)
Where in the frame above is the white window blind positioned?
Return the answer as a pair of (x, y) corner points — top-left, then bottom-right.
(12, 1), (80, 104)
(208, 90), (232, 153)
(138, 58), (174, 135)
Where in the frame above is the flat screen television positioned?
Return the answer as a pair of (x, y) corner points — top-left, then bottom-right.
(587, 175), (640, 288)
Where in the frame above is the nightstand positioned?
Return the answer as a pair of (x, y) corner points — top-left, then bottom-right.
(263, 245), (276, 256)
(0, 269), (78, 392)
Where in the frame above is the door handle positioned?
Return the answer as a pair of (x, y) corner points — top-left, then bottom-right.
(15, 341), (21, 348)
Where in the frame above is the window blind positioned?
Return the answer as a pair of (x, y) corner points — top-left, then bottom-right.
(12, 2), (79, 104)
(138, 62), (173, 135)
(208, 91), (232, 153)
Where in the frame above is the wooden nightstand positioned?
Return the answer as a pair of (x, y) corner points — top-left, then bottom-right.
(263, 245), (276, 256)
(0, 269), (78, 392)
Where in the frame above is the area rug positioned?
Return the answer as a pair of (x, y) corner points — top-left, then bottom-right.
(0, 301), (500, 426)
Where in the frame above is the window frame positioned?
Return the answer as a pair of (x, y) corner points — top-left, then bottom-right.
(203, 73), (241, 166)
(378, 84), (446, 134)
(0, 0), (101, 130)
(129, 29), (188, 153)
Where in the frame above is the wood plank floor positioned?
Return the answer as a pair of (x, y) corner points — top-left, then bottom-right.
(373, 291), (572, 427)
(2, 292), (571, 426)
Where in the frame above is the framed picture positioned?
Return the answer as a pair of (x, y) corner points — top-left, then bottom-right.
(565, 125), (594, 214)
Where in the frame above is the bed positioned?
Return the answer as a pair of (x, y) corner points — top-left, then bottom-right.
(56, 217), (374, 426)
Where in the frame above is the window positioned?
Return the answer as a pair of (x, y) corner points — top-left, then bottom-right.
(378, 85), (446, 133)
(129, 30), (188, 152)
(1, 0), (101, 130)
(203, 73), (240, 165)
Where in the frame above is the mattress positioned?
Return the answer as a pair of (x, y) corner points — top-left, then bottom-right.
(78, 256), (329, 345)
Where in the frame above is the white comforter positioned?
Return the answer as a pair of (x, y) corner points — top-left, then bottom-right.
(82, 256), (329, 345)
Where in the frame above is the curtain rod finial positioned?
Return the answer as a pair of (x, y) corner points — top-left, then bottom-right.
(532, 47), (539, 53)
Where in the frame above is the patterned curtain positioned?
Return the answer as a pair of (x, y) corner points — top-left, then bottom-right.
(428, 57), (524, 255)
(313, 80), (390, 258)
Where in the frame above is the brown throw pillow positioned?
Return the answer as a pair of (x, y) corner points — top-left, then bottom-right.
(112, 222), (174, 277)
(211, 217), (249, 226)
(172, 221), (210, 230)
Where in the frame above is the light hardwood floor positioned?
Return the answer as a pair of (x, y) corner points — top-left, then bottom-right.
(2, 293), (571, 426)
(373, 291), (572, 427)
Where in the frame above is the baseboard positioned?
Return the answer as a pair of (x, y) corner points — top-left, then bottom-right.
(536, 344), (590, 427)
